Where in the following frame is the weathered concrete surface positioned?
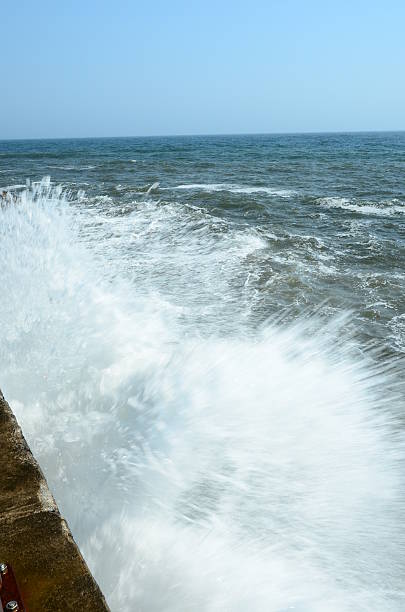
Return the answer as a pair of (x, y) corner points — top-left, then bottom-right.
(0, 389), (109, 611)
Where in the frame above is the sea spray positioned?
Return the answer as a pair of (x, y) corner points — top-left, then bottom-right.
(0, 180), (404, 611)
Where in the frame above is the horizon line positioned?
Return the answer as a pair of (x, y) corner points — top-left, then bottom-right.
(1, 128), (405, 143)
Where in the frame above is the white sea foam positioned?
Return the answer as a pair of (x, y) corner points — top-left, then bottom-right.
(389, 313), (405, 352)
(170, 183), (296, 197)
(319, 197), (405, 216)
(47, 165), (76, 170)
(0, 180), (404, 611)
(47, 164), (96, 171)
(146, 181), (159, 194)
(3, 184), (27, 190)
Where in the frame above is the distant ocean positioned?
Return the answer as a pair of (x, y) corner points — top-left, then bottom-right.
(1, 133), (404, 611)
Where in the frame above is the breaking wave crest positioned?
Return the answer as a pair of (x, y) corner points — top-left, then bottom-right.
(0, 179), (404, 611)
(318, 196), (405, 216)
(169, 183), (296, 197)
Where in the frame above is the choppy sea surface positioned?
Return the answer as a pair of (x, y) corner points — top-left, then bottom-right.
(1, 133), (404, 611)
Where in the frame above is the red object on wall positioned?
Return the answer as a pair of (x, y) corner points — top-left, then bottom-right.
(0, 564), (26, 611)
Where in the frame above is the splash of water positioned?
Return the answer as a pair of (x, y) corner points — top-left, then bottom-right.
(0, 180), (404, 611)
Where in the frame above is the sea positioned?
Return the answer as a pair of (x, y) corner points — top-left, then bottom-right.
(0, 132), (404, 611)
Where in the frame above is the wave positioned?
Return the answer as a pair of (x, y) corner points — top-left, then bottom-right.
(0, 180), (404, 611)
(47, 165), (97, 171)
(319, 197), (405, 216)
(169, 183), (296, 197)
(114, 182), (160, 195)
(2, 183), (27, 190)
(47, 165), (76, 170)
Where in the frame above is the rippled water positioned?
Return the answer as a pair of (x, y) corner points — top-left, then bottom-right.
(0, 133), (404, 611)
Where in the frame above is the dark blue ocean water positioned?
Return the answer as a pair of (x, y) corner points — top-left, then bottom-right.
(1, 133), (405, 611)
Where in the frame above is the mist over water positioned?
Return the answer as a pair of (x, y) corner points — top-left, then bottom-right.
(1, 134), (405, 610)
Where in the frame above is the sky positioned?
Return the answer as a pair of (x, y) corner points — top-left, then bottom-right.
(1, 0), (405, 139)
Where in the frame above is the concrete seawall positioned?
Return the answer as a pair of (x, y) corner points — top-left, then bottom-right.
(0, 390), (109, 611)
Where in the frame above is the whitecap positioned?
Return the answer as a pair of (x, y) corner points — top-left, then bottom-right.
(3, 184), (27, 190)
(47, 165), (76, 170)
(319, 197), (405, 216)
(168, 183), (296, 197)
(146, 182), (159, 195)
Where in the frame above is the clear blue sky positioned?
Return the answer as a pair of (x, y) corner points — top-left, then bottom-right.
(1, 0), (405, 138)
